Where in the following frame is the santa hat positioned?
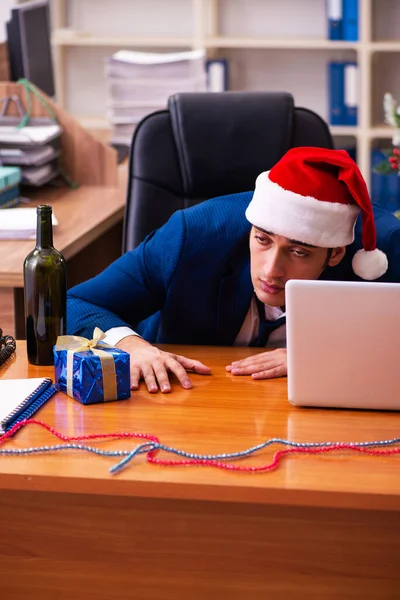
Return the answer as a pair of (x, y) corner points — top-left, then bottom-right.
(245, 147), (388, 280)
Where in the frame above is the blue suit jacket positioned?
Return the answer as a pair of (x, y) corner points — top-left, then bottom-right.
(67, 191), (400, 344)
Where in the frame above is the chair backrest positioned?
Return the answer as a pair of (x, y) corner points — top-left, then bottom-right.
(123, 91), (334, 253)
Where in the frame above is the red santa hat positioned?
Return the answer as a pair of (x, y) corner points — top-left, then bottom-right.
(245, 146), (388, 280)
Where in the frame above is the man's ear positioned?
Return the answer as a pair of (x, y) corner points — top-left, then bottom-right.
(328, 246), (346, 267)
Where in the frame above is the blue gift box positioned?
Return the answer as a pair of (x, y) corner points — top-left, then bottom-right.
(54, 341), (131, 405)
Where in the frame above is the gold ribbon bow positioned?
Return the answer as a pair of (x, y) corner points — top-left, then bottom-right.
(55, 327), (117, 401)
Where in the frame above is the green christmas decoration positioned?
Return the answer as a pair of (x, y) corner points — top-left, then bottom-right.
(373, 148), (399, 175)
(373, 93), (400, 177)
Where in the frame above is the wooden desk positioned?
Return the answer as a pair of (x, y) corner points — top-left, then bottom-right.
(1, 343), (400, 599)
(0, 167), (127, 338)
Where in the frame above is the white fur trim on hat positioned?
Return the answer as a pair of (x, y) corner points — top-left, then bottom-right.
(352, 248), (388, 280)
(245, 171), (360, 247)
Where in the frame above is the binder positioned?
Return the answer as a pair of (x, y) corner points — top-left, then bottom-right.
(343, 0), (359, 41)
(206, 59), (229, 92)
(371, 149), (385, 205)
(371, 149), (400, 213)
(343, 62), (358, 125)
(328, 61), (345, 125)
(327, 0), (343, 40)
(0, 377), (57, 433)
(341, 145), (357, 162)
(385, 174), (400, 213)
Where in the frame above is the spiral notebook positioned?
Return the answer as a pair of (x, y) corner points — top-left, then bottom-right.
(0, 377), (57, 433)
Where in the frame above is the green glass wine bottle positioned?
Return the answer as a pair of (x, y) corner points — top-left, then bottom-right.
(24, 205), (67, 365)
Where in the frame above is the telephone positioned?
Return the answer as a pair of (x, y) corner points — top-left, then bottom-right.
(0, 328), (16, 366)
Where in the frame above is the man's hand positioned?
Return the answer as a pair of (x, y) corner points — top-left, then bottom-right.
(226, 348), (287, 380)
(116, 335), (211, 393)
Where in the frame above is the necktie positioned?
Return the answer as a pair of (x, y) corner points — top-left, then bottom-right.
(250, 296), (286, 348)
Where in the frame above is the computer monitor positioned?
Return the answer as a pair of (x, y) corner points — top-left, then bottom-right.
(6, 0), (55, 98)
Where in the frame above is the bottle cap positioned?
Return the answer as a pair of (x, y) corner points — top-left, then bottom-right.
(37, 204), (52, 214)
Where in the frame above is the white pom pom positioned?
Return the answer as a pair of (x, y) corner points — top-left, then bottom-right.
(352, 248), (388, 280)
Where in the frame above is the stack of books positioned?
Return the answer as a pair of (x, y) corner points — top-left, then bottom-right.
(0, 165), (21, 208)
(104, 49), (207, 146)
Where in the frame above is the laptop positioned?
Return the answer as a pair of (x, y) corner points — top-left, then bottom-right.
(285, 279), (400, 410)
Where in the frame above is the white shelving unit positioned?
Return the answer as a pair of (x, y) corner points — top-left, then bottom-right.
(50, 0), (400, 186)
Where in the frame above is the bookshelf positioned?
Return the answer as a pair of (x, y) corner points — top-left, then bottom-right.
(49, 0), (400, 186)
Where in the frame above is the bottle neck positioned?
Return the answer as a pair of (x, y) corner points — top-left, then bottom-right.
(36, 209), (53, 249)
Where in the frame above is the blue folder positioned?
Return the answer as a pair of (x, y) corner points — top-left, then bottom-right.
(371, 149), (400, 213)
(327, 0), (343, 40)
(343, 0), (359, 41)
(328, 61), (345, 125)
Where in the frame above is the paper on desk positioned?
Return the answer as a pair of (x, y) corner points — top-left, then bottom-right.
(0, 207), (58, 240)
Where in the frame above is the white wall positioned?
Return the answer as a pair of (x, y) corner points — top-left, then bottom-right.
(0, 0), (17, 43)
(66, 0), (193, 37)
(58, 0), (194, 118)
(54, 0), (340, 120)
(50, 0), (400, 127)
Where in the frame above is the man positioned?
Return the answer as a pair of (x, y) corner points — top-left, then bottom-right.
(67, 147), (399, 393)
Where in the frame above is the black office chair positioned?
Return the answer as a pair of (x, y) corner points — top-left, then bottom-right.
(123, 91), (334, 253)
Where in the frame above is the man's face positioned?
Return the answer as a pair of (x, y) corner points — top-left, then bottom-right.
(249, 226), (345, 307)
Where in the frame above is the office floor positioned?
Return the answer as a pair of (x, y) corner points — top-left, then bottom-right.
(0, 289), (14, 338)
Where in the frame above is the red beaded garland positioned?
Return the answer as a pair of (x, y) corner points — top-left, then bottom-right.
(1, 419), (400, 474)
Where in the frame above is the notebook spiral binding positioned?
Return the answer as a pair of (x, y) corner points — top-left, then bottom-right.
(0, 329), (16, 366)
(4, 379), (57, 433)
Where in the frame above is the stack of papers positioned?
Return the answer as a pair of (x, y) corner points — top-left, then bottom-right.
(0, 118), (62, 188)
(0, 207), (58, 240)
(0, 145), (60, 166)
(104, 49), (207, 145)
(20, 162), (59, 187)
(0, 124), (61, 146)
(0, 145), (60, 187)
